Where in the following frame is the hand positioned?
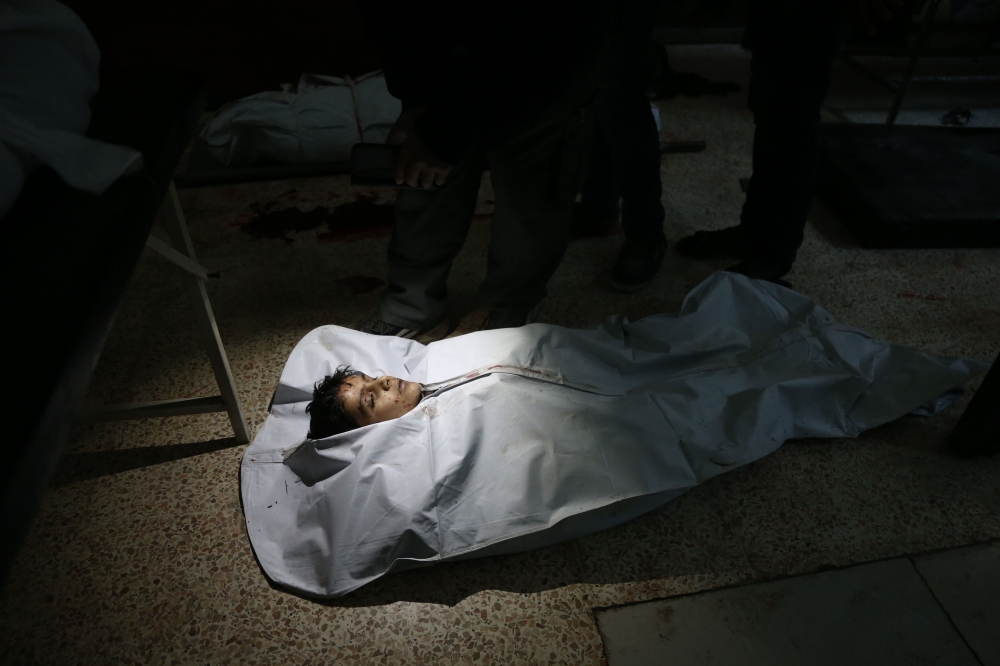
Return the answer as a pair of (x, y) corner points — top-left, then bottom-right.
(393, 129), (452, 189)
(852, 0), (905, 34)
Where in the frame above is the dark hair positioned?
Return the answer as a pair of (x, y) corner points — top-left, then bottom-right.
(306, 365), (362, 438)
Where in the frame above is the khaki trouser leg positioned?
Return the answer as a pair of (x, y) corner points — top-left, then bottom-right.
(377, 155), (486, 329)
(379, 45), (603, 324)
(481, 60), (601, 311)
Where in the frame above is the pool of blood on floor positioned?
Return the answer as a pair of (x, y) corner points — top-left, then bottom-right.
(240, 194), (395, 243)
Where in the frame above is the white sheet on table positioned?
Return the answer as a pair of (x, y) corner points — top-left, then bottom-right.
(0, 0), (143, 217)
(199, 71), (402, 166)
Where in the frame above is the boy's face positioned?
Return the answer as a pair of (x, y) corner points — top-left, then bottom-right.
(339, 374), (423, 427)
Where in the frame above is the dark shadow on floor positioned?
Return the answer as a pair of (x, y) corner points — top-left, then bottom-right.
(50, 437), (242, 487)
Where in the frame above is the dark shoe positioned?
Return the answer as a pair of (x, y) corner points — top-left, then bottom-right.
(571, 202), (620, 238)
(674, 226), (748, 261)
(726, 259), (793, 288)
(355, 312), (449, 342)
(610, 234), (668, 293)
(480, 304), (541, 331)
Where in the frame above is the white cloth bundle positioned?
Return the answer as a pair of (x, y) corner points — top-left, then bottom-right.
(241, 273), (988, 598)
(200, 71), (402, 166)
(0, 0), (143, 218)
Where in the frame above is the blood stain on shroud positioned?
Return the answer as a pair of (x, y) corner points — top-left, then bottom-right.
(240, 194), (394, 243)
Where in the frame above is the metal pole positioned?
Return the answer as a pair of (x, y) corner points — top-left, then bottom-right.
(886, 0), (944, 125)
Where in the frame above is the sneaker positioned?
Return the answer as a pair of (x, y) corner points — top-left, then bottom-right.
(355, 312), (449, 343)
(479, 303), (541, 331)
(674, 225), (748, 261)
(610, 234), (668, 293)
(726, 259), (793, 288)
(571, 202), (620, 238)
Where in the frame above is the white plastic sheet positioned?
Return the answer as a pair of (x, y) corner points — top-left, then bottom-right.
(200, 71), (402, 166)
(241, 273), (989, 598)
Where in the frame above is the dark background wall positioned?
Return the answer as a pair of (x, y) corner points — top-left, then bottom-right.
(65, 0), (817, 107)
(61, 0), (991, 106)
(655, 0), (749, 28)
(64, 0), (382, 106)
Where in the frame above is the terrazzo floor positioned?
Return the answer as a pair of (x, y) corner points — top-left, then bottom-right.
(1, 46), (998, 665)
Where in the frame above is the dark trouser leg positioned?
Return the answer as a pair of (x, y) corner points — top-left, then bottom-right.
(739, 0), (850, 266)
(378, 156), (486, 328)
(580, 125), (619, 220)
(481, 56), (602, 311)
(581, 0), (665, 241)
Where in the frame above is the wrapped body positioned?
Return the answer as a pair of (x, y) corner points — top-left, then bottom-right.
(241, 273), (987, 597)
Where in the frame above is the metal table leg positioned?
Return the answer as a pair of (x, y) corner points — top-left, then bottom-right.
(79, 182), (251, 444)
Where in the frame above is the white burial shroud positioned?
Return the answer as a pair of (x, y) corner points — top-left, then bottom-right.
(241, 273), (988, 598)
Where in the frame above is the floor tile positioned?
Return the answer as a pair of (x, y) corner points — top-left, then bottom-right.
(914, 541), (1000, 666)
(595, 558), (980, 666)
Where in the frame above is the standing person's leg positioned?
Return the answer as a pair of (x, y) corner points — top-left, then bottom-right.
(675, 0), (849, 282)
(576, 125), (619, 234)
(580, 0), (667, 291)
(360, 155), (486, 337)
(602, 0), (665, 244)
(479, 63), (602, 326)
(738, 0), (850, 274)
